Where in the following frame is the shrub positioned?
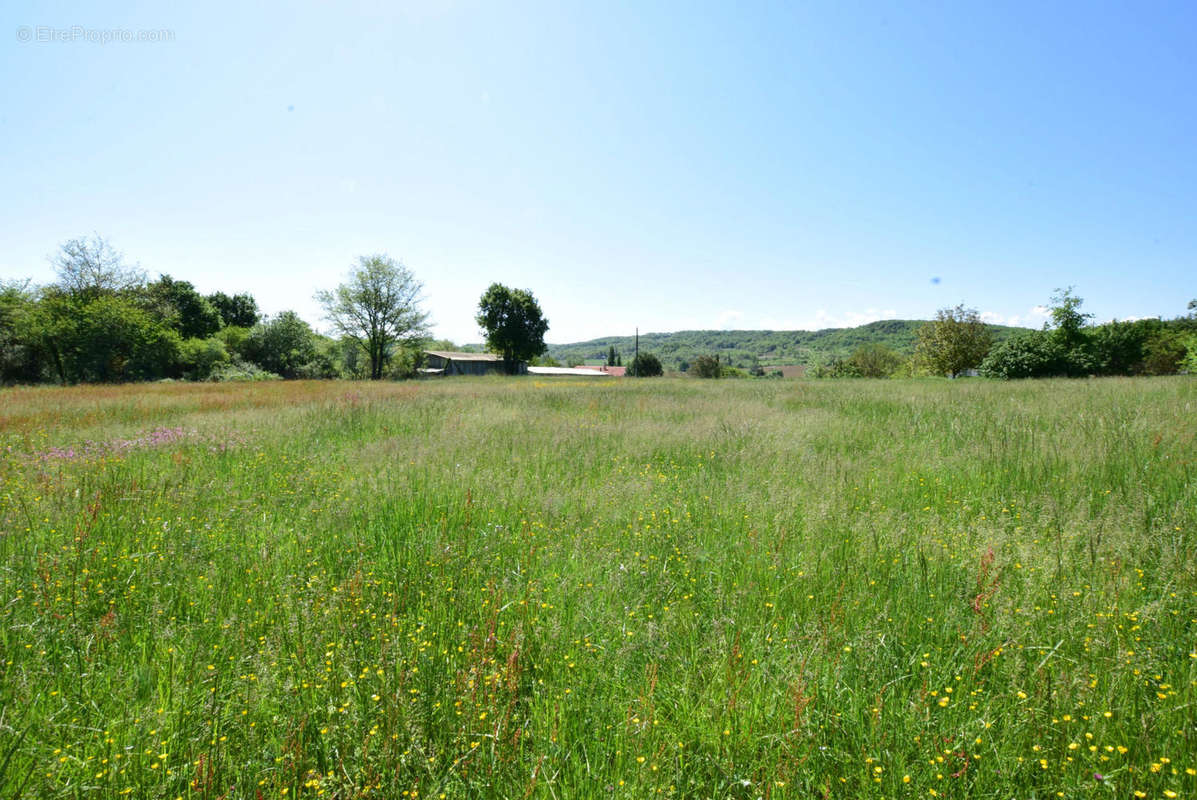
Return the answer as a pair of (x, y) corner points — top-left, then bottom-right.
(847, 343), (903, 378)
(629, 352), (663, 377)
(1180, 336), (1197, 374)
(690, 355), (721, 378)
(209, 359), (281, 382)
(180, 336), (231, 381)
(1141, 330), (1188, 375)
(242, 312), (318, 379)
(979, 331), (1065, 379)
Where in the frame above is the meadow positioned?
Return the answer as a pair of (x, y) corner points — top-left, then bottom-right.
(0, 377), (1194, 799)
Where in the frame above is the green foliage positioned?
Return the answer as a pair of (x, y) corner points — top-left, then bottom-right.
(690, 354), (721, 378)
(242, 311), (319, 379)
(208, 291), (261, 328)
(208, 359), (282, 382)
(628, 351), (663, 377)
(982, 290), (1196, 379)
(67, 294), (183, 382)
(979, 329), (1065, 379)
(1140, 328), (1189, 375)
(1087, 319), (1156, 375)
(179, 336), (231, 380)
(1048, 286), (1092, 350)
(316, 255), (430, 380)
(1181, 335), (1197, 374)
(548, 319), (1023, 373)
(382, 344), (426, 380)
(914, 305), (993, 377)
(0, 280), (47, 384)
(475, 283), (549, 369)
(216, 325), (252, 359)
(847, 342), (903, 377)
(145, 274), (223, 339)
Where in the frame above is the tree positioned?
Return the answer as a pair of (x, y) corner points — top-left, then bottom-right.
(145, 275), (223, 339)
(979, 330), (1065, 379)
(316, 255), (430, 380)
(242, 312), (319, 379)
(66, 294), (182, 382)
(914, 305), (993, 378)
(0, 280), (46, 383)
(608, 345), (617, 366)
(1048, 287), (1092, 351)
(848, 343), (903, 377)
(690, 354), (721, 378)
(475, 283), (549, 371)
(629, 352), (663, 377)
(208, 291), (261, 328)
(51, 235), (145, 299)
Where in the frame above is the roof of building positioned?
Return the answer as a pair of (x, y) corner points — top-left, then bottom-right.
(424, 350), (502, 362)
(574, 365), (628, 377)
(527, 366), (614, 376)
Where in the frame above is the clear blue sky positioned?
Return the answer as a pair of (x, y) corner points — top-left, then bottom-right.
(2, 1), (1194, 343)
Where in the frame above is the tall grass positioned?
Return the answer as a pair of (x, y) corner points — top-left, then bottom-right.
(1, 377), (1194, 798)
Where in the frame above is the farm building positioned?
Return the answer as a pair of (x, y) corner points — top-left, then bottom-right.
(527, 366), (615, 377)
(420, 351), (526, 376)
(574, 364), (627, 377)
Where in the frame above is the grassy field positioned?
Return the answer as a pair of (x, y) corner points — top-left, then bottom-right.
(1, 377), (1194, 799)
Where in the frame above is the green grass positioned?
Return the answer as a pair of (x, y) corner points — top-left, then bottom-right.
(1, 377), (1194, 799)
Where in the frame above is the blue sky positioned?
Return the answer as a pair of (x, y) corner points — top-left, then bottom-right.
(2, 1), (1194, 343)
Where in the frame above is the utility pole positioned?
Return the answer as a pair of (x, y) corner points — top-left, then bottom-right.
(635, 327), (639, 375)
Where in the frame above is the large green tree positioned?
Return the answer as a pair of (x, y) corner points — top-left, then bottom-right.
(475, 284), (549, 370)
(208, 291), (261, 328)
(242, 311), (320, 379)
(915, 305), (993, 378)
(145, 275), (223, 339)
(316, 255), (430, 380)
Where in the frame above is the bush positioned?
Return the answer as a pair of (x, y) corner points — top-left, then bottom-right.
(629, 352), (663, 377)
(209, 359), (281, 382)
(1180, 336), (1197, 374)
(847, 343), (903, 378)
(979, 331), (1065, 379)
(1087, 320), (1152, 376)
(1141, 330), (1188, 375)
(180, 336), (231, 381)
(242, 312), (318, 379)
(217, 325), (251, 359)
(690, 355), (721, 378)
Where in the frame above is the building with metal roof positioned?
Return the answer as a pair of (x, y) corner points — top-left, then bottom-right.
(420, 351), (526, 376)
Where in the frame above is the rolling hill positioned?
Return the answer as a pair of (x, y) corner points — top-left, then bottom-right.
(545, 319), (1030, 373)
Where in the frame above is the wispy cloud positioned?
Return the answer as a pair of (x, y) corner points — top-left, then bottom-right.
(716, 309), (744, 329)
(978, 306), (1051, 328)
(759, 308), (899, 331)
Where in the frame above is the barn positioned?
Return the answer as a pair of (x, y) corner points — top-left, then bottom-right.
(420, 350), (526, 376)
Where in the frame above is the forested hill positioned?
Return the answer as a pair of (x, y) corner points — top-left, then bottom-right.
(545, 319), (1029, 372)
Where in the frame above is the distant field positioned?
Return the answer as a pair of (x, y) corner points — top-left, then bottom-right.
(1, 377), (1194, 799)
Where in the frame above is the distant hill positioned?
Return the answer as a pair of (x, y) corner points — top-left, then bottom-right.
(546, 319), (1030, 373)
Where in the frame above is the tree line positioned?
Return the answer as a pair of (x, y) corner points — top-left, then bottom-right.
(1, 236), (555, 385)
(3, 237), (1192, 385)
(808, 290), (1197, 379)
